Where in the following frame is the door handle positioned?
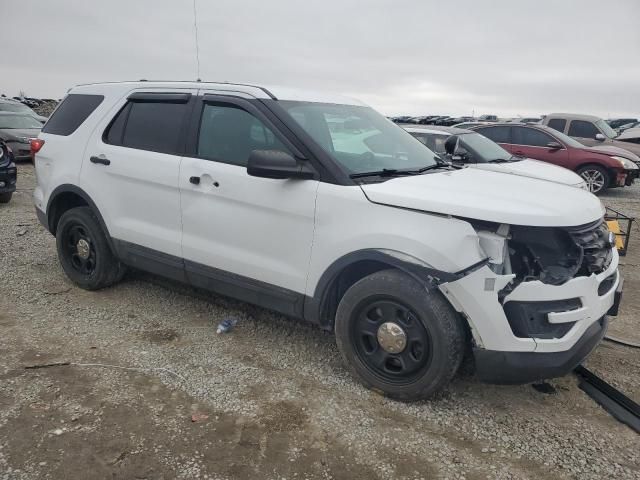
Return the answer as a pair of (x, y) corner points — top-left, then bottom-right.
(90, 156), (111, 166)
(513, 150), (524, 156)
(189, 176), (201, 185)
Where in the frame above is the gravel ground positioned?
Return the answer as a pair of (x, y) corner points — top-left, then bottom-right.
(1, 164), (639, 480)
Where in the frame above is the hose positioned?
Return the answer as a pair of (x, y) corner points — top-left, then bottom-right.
(604, 335), (640, 349)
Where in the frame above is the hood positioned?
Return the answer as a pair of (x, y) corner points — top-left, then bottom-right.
(586, 143), (640, 162)
(360, 167), (604, 227)
(0, 128), (41, 140)
(479, 159), (584, 186)
(617, 128), (640, 141)
(591, 138), (640, 158)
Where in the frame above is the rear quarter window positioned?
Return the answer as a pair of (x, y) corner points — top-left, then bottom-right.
(547, 118), (567, 133)
(41, 94), (104, 136)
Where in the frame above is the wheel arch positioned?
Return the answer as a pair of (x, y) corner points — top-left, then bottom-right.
(46, 185), (113, 246)
(575, 162), (615, 187)
(304, 249), (459, 331)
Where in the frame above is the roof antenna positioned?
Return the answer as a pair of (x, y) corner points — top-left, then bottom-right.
(192, 0), (201, 81)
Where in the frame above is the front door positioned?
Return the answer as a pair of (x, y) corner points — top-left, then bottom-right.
(179, 94), (319, 314)
(510, 126), (569, 167)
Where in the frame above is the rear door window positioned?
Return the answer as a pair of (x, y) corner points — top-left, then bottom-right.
(41, 94), (104, 136)
(104, 99), (189, 154)
(568, 120), (599, 138)
(512, 127), (555, 147)
(547, 118), (567, 133)
(475, 126), (511, 144)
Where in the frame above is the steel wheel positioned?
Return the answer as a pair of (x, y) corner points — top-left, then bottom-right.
(580, 168), (607, 193)
(63, 223), (97, 276)
(352, 298), (432, 385)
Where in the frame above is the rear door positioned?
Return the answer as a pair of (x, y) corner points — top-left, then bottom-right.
(81, 89), (196, 259)
(178, 92), (319, 312)
(510, 126), (569, 166)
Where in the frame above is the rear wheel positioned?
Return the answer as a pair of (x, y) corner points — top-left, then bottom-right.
(0, 192), (12, 204)
(55, 206), (126, 290)
(334, 269), (465, 401)
(578, 165), (609, 194)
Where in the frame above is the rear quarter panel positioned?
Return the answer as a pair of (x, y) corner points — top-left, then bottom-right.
(34, 88), (123, 213)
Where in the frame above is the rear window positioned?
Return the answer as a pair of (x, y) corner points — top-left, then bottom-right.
(104, 100), (189, 154)
(475, 125), (511, 144)
(547, 118), (567, 132)
(41, 94), (104, 136)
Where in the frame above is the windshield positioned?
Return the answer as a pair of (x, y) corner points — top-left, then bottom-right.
(596, 119), (618, 139)
(0, 114), (42, 129)
(279, 101), (438, 175)
(0, 102), (33, 114)
(457, 132), (512, 162)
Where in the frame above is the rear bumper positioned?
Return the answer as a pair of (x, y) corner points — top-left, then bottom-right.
(474, 316), (608, 384)
(0, 163), (17, 193)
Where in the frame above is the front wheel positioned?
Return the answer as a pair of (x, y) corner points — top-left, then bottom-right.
(334, 269), (465, 401)
(0, 192), (12, 204)
(578, 165), (609, 194)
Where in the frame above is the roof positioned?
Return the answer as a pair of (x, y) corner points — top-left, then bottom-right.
(402, 125), (473, 135)
(69, 81), (366, 106)
(546, 112), (603, 122)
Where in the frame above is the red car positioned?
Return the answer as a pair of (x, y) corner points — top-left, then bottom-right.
(470, 123), (640, 194)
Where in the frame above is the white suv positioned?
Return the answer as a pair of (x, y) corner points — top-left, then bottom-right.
(34, 81), (622, 400)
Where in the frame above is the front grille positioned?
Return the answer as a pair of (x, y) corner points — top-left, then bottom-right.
(567, 220), (613, 276)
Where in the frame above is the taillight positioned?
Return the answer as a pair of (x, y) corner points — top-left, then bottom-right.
(30, 138), (45, 158)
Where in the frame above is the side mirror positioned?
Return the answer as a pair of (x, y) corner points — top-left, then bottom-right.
(546, 141), (563, 150)
(595, 133), (606, 141)
(247, 150), (314, 180)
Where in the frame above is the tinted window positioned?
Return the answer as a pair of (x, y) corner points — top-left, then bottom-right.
(197, 104), (290, 166)
(547, 118), (566, 132)
(42, 94), (103, 136)
(475, 126), (511, 144)
(105, 101), (188, 154)
(512, 127), (555, 147)
(568, 120), (599, 138)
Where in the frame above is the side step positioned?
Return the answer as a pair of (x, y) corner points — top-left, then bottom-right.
(574, 365), (640, 434)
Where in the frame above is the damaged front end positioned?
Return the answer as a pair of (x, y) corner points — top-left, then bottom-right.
(439, 217), (620, 383)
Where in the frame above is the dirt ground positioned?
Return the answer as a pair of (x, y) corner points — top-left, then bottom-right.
(1, 164), (639, 480)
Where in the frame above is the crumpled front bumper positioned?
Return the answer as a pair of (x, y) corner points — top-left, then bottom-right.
(439, 247), (620, 382)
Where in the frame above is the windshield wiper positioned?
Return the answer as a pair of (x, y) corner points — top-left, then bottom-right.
(349, 164), (446, 179)
(350, 168), (407, 179)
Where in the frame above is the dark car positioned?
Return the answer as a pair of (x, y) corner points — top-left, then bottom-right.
(0, 112), (43, 160)
(470, 123), (640, 194)
(0, 139), (17, 203)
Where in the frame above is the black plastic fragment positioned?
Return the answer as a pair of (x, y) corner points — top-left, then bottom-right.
(575, 365), (640, 434)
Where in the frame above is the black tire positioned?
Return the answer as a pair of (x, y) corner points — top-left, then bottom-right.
(334, 269), (465, 401)
(577, 165), (610, 194)
(55, 206), (126, 290)
(0, 192), (12, 204)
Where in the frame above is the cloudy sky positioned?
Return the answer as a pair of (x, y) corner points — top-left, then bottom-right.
(2, 0), (639, 117)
